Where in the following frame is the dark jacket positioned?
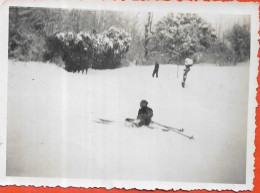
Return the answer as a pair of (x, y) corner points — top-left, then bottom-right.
(137, 106), (153, 126)
(154, 62), (159, 71)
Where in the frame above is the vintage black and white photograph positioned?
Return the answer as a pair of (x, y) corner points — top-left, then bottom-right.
(0, 1), (258, 191)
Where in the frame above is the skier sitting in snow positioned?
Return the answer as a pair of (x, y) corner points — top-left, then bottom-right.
(182, 57), (193, 88)
(137, 100), (153, 127)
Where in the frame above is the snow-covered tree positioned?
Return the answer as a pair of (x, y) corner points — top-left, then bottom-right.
(150, 13), (217, 62)
(227, 23), (250, 63)
(9, 7), (47, 61)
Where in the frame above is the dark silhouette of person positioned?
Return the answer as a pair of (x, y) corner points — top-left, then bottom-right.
(137, 100), (153, 127)
(152, 61), (159, 78)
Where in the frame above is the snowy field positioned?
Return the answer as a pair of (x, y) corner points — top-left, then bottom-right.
(7, 60), (249, 184)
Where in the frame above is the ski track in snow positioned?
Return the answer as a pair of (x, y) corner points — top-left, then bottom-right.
(7, 60), (249, 184)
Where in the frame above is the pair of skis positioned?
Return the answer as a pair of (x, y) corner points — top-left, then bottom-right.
(95, 118), (194, 140)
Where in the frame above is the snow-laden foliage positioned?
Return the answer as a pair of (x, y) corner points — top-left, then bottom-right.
(92, 27), (132, 69)
(44, 27), (131, 72)
(44, 31), (91, 73)
(148, 13), (250, 65)
(150, 13), (217, 63)
(227, 24), (250, 63)
(8, 7), (46, 61)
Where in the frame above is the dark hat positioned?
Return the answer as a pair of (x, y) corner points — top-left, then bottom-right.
(140, 100), (148, 107)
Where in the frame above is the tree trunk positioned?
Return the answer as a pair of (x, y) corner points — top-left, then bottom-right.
(144, 12), (153, 60)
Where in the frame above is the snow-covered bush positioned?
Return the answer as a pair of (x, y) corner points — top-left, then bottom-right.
(92, 27), (132, 69)
(60, 32), (91, 73)
(44, 31), (94, 73)
(43, 35), (64, 63)
(9, 30), (45, 61)
(44, 27), (131, 72)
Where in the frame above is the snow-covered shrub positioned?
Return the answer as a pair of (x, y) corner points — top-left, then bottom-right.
(44, 27), (131, 72)
(62, 32), (93, 73)
(44, 31), (93, 73)
(8, 7), (48, 62)
(9, 30), (44, 61)
(43, 35), (64, 63)
(92, 27), (132, 69)
(201, 40), (235, 66)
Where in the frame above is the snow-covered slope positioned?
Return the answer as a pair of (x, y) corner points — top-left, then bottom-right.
(7, 60), (249, 184)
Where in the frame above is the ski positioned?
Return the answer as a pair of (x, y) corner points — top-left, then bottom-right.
(151, 121), (184, 132)
(94, 118), (114, 124)
(99, 118), (113, 124)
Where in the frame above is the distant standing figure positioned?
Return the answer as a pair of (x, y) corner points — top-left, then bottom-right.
(182, 57), (193, 88)
(152, 61), (159, 78)
(137, 100), (153, 127)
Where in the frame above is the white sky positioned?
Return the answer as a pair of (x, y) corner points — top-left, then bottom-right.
(132, 11), (250, 36)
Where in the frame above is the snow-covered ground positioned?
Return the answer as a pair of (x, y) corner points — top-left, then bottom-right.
(7, 60), (249, 184)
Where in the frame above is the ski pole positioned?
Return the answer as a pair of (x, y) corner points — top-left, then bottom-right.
(167, 127), (194, 140)
(151, 121), (183, 132)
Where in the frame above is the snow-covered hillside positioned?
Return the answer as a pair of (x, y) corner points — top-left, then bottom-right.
(7, 60), (249, 184)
